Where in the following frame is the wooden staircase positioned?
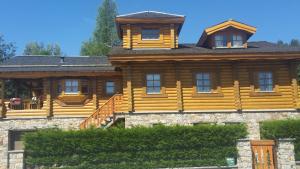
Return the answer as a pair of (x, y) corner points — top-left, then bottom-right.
(79, 94), (123, 129)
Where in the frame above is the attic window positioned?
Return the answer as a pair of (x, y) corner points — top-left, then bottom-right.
(232, 35), (243, 47)
(142, 29), (160, 40)
(215, 35), (227, 48)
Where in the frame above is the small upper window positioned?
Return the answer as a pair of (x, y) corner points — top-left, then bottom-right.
(65, 79), (79, 94)
(215, 35), (227, 48)
(106, 81), (115, 95)
(141, 29), (160, 40)
(146, 74), (161, 94)
(196, 73), (211, 93)
(232, 35), (243, 47)
(258, 72), (273, 92)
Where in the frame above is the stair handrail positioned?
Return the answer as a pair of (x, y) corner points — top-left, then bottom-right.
(79, 94), (122, 129)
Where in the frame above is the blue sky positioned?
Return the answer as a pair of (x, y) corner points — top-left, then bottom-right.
(1, 0), (300, 55)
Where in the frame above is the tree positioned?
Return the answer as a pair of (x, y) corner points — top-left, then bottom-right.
(277, 40), (288, 47)
(277, 39), (300, 47)
(24, 42), (61, 56)
(0, 35), (16, 62)
(290, 39), (300, 47)
(81, 0), (119, 56)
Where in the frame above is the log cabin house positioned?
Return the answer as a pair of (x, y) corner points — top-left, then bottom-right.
(1, 11), (300, 168)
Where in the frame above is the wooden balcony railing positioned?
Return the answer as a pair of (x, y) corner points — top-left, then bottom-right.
(79, 94), (123, 129)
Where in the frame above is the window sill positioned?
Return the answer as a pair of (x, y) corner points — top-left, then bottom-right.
(192, 93), (224, 97)
(142, 94), (168, 98)
(250, 91), (282, 97)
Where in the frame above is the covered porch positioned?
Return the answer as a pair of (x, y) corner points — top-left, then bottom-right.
(0, 78), (49, 118)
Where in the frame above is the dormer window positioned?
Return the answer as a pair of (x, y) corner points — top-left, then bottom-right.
(142, 29), (160, 40)
(215, 35), (227, 48)
(232, 35), (243, 47)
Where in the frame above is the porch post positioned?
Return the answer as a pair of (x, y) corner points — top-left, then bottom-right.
(126, 65), (134, 112)
(175, 63), (183, 112)
(289, 61), (299, 109)
(0, 79), (6, 118)
(92, 78), (98, 110)
(232, 62), (242, 111)
(44, 78), (53, 117)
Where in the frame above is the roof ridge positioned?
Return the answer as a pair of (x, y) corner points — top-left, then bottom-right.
(117, 10), (185, 18)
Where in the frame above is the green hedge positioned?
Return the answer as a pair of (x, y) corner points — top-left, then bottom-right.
(260, 119), (300, 161)
(23, 124), (247, 169)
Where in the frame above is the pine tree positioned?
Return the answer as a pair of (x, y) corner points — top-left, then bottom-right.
(81, 0), (119, 56)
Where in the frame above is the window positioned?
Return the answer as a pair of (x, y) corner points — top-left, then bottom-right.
(65, 79), (79, 94)
(81, 80), (89, 94)
(215, 35), (227, 48)
(9, 130), (34, 150)
(258, 72), (273, 92)
(232, 35), (243, 47)
(196, 73), (211, 93)
(146, 74), (161, 94)
(57, 80), (62, 94)
(106, 81), (115, 95)
(141, 29), (160, 40)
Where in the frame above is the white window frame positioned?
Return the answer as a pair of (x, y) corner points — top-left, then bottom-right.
(141, 29), (160, 40)
(65, 79), (79, 94)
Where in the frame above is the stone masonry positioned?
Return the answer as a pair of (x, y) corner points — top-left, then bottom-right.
(0, 117), (84, 169)
(7, 151), (24, 169)
(124, 110), (300, 139)
(277, 139), (297, 169)
(236, 139), (253, 169)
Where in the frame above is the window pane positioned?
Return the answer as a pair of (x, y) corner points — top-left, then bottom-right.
(142, 29), (160, 40)
(106, 82), (115, 94)
(153, 74), (160, 80)
(153, 87), (160, 93)
(153, 81), (160, 87)
(147, 74), (154, 81)
(215, 35), (227, 47)
(147, 81), (154, 87)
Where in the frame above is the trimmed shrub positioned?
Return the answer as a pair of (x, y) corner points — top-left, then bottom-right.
(23, 124), (247, 169)
(260, 119), (300, 161)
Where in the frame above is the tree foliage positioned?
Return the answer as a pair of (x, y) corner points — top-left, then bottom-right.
(277, 39), (300, 47)
(81, 0), (119, 56)
(23, 42), (61, 56)
(0, 34), (16, 62)
(260, 119), (300, 160)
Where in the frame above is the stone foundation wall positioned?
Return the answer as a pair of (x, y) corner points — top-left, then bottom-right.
(236, 139), (252, 169)
(7, 151), (24, 169)
(124, 110), (300, 139)
(277, 139), (297, 169)
(0, 117), (84, 169)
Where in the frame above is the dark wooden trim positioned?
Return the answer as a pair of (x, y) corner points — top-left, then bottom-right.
(248, 67), (281, 96)
(191, 67), (223, 98)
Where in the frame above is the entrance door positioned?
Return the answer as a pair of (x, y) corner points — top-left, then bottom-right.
(251, 140), (276, 169)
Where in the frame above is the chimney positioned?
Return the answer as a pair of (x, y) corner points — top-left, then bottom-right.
(60, 56), (65, 64)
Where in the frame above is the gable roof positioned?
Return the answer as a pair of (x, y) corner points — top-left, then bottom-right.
(116, 11), (185, 19)
(115, 11), (185, 39)
(0, 56), (115, 73)
(197, 19), (257, 46)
